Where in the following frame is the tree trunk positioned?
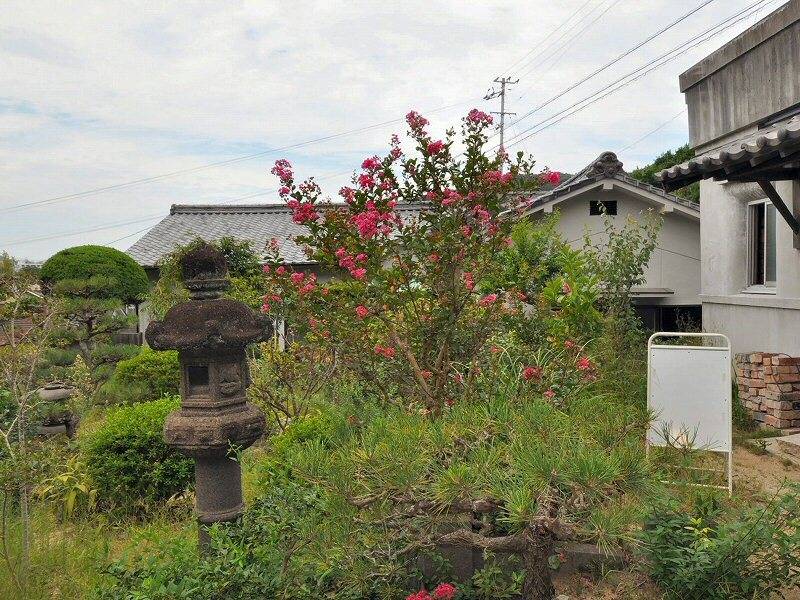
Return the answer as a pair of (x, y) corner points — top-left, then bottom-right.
(521, 530), (555, 600)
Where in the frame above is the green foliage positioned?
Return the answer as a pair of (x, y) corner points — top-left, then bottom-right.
(35, 456), (97, 521)
(41, 245), (148, 304)
(630, 144), (700, 202)
(79, 397), (193, 513)
(112, 347), (180, 401)
(641, 487), (800, 599)
(148, 237), (265, 317)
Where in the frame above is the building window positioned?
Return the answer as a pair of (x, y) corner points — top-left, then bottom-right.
(748, 200), (777, 287)
(589, 200), (617, 215)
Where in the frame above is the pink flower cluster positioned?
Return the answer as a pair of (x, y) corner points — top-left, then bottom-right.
(541, 170), (562, 185)
(286, 199), (319, 224)
(483, 170), (514, 185)
(335, 247), (368, 280)
(522, 365), (542, 381)
(406, 583), (457, 600)
(463, 271), (475, 291)
(406, 110), (429, 132)
(466, 108), (493, 126)
(374, 344), (396, 359)
(351, 201), (399, 239)
(478, 293), (498, 307)
(260, 292), (283, 313)
(441, 188), (462, 207)
(289, 271), (317, 295)
(361, 156), (382, 171)
(355, 305), (369, 319)
(339, 186), (356, 204)
(427, 140), (445, 155)
(472, 204), (491, 223)
(271, 159), (293, 183)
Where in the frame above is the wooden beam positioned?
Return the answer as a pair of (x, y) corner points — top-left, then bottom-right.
(757, 180), (800, 249)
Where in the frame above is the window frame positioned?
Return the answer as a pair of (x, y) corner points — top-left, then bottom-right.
(746, 198), (777, 291)
(589, 200), (617, 216)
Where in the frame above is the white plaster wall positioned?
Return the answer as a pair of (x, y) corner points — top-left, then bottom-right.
(700, 177), (800, 355)
(531, 184), (701, 306)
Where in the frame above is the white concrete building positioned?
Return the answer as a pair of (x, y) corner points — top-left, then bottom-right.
(523, 151), (701, 330)
(658, 1), (800, 356)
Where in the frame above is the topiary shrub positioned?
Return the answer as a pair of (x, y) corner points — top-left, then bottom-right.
(112, 347), (180, 400)
(41, 245), (148, 303)
(80, 396), (192, 513)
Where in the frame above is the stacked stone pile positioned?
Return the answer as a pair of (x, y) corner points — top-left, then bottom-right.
(736, 352), (800, 429)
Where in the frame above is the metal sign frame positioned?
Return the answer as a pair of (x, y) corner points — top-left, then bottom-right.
(646, 332), (733, 496)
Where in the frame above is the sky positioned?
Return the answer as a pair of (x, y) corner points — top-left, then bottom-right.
(0, 0), (786, 261)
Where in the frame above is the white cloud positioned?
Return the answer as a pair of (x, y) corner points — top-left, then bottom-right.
(0, 0), (780, 258)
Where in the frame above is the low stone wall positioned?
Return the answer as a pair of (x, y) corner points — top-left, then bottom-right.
(735, 352), (800, 429)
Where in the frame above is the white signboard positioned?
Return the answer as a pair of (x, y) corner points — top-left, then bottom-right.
(647, 332), (732, 493)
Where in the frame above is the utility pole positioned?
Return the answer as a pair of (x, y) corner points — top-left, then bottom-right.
(484, 76), (519, 153)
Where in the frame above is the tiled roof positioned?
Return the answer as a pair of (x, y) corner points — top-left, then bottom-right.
(522, 151), (699, 214)
(127, 203), (426, 268)
(657, 115), (800, 191)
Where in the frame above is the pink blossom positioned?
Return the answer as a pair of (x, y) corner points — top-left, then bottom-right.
(562, 282), (572, 295)
(420, 370), (433, 380)
(351, 267), (367, 280)
(270, 159), (293, 183)
(483, 170), (514, 185)
(428, 252), (440, 263)
(405, 110), (429, 132)
(339, 186), (356, 204)
(466, 108), (493, 125)
(577, 356), (593, 371)
(479, 293), (498, 307)
(275, 265), (287, 276)
(358, 173), (375, 189)
(441, 188), (462, 207)
(461, 225), (473, 238)
(463, 271), (475, 291)
(308, 317), (319, 329)
(522, 366), (542, 381)
(278, 186), (290, 197)
(356, 253), (368, 263)
(503, 237), (513, 247)
(290, 272), (305, 285)
(261, 302), (270, 313)
(406, 592), (432, 600)
(374, 344), (396, 359)
(262, 264), (271, 273)
(564, 340), (576, 350)
(490, 346), (501, 354)
(427, 140), (445, 155)
(541, 170), (562, 185)
(361, 156), (381, 171)
(544, 389), (556, 399)
(433, 583), (457, 600)
(355, 305), (369, 319)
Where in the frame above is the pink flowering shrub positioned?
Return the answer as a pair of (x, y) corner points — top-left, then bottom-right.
(260, 109), (564, 412)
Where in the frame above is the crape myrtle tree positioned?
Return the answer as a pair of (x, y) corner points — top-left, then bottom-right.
(259, 110), (651, 599)
(261, 109), (569, 412)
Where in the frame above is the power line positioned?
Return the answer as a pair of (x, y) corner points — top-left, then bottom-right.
(519, 0), (625, 95)
(501, 0), (773, 150)
(2, 168), (357, 249)
(506, 0), (718, 131)
(619, 109), (688, 153)
(514, 0), (625, 88)
(503, 0), (596, 77)
(0, 99), (477, 215)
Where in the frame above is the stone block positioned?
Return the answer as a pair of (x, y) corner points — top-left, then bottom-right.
(774, 357), (800, 366)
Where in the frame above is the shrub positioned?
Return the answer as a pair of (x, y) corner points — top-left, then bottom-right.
(641, 487), (800, 599)
(80, 396), (192, 513)
(40, 245), (148, 303)
(112, 347), (180, 400)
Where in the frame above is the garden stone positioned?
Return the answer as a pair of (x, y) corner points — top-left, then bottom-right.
(146, 243), (268, 551)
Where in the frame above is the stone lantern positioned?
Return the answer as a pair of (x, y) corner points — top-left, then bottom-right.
(145, 243), (267, 549)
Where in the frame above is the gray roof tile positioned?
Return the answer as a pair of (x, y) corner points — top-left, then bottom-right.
(127, 203), (426, 268)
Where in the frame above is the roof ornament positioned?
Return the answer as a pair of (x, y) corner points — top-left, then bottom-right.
(586, 151), (624, 178)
